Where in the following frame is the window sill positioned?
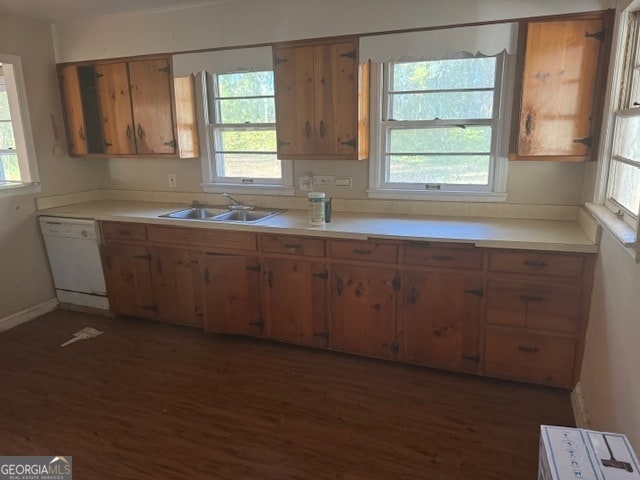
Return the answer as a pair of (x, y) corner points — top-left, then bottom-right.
(0, 182), (41, 198)
(585, 202), (639, 262)
(201, 183), (295, 196)
(367, 188), (508, 203)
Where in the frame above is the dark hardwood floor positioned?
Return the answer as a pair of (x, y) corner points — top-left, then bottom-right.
(0, 309), (574, 479)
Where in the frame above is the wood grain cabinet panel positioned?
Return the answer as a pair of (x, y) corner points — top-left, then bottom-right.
(330, 264), (399, 359)
(262, 257), (328, 348)
(102, 221), (148, 243)
(328, 239), (398, 264)
(512, 14), (611, 160)
(488, 250), (584, 278)
(58, 65), (89, 155)
(261, 234), (325, 257)
(402, 243), (483, 270)
(273, 36), (369, 160)
(484, 329), (576, 387)
(402, 271), (482, 373)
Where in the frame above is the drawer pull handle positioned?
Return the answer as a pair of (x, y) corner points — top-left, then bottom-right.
(431, 254), (454, 261)
(116, 230), (131, 235)
(353, 249), (371, 255)
(523, 260), (547, 267)
(284, 243), (302, 250)
(520, 294), (544, 302)
(517, 345), (540, 354)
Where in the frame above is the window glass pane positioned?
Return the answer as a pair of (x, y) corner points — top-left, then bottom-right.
(217, 71), (274, 97)
(217, 98), (275, 124)
(0, 121), (16, 149)
(0, 91), (11, 121)
(391, 57), (496, 91)
(217, 153), (281, 178)
(218, 129), (276, 152)
(610, 160), (640, 215)
(0, 153), (20, 181)
(388, 155), (490, 185)
(614, 114), (640, 162)
(389, 127), (492, 153)
(389, 91), (494, 120)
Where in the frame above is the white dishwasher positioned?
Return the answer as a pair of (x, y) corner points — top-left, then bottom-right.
(39, 216), (110, 310)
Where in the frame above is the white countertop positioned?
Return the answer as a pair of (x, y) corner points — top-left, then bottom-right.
(38, 200), (598, 253)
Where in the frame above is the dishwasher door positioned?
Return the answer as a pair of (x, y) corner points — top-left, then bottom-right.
(39, 216), (109, 309)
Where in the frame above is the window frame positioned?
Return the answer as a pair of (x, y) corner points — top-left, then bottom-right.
(368, 52), (510, 202)
(197, 70), (293, 195)
(0, 53), (39, 196)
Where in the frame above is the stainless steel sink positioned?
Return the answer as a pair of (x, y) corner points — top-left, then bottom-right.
(160, 206), (228, 220)
(160, 206), (284, 223)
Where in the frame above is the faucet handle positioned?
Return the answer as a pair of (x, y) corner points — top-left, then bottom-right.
(191, 200), (202, 207)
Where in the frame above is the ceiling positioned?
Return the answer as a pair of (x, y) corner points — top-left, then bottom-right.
(0, 0), (227, 22)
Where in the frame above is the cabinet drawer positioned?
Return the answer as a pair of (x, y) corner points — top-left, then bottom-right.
(484, 329), (576, 387)
(148, 225), (256, 251)
(486, 281), (582, 334)
(102, 221), (148, 242)
(261, 234), (325, 257)
(403, 243), (483, 270)
(328, 239), (398, 263)
(488, 250), (585, 278)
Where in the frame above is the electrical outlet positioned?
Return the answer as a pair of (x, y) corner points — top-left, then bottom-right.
(335, 176), (353, 187)
(313, 175), (334, 186)
(299, 175), (313, 191)
(168, 173), (177, 188)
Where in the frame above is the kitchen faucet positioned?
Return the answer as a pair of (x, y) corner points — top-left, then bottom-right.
(222, 193), (253, 210)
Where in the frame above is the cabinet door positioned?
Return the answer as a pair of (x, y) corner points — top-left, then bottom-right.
(262, 257), (328, 347)
(402, 271), (482, 373)
(95, 62), (136, 154)
(58, 65), (88, 155)
(149, 247), (203, 327)
(314, 41), (358, 157)
(517, 18), (605, 157)
(128, 58), (176, 155)
(200, 254), (263, 336)
(330, 264), (398, 359)
(101, 244), (156, 319)
(273, 45), (316, 157)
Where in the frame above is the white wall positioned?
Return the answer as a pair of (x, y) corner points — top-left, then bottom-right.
(580, 231), (640, 448)
(0, 14), (106, 319)
(51, 0), (614, 205)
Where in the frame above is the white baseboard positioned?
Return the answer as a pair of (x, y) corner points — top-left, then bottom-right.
(0, 298), (58, 334)
(571, 382), (592, 428)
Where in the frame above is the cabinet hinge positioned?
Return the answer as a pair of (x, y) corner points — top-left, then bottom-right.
(463, 288), (483, 298)
(273, 56), (288, 66)
(277, 139), (291, 148)
(313, 330), (330, 339)
(585, 29), (606, 42)
(158, 65), (171, 74)
(392, 276), (401, 292)
(163, 139), (177, 148)
(340, 138), (357, 149)
(340, 49), (357, 60)
(572, 136), (593, 148)
(462, 354), (480, 364)
(246, 264), (261, 272)
(312, 271), (329, 280)
(95, 72), (104, 78)
(249, 319), (265, 329)
(390, 342), (400, 354)
(141, 305), (158, 312)
(133, 253), (151, 261)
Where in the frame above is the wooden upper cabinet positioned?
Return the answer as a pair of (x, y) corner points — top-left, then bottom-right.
(512, 13), (611, 160)
(57, 55), (199, 158)
(273, 36), (370, 160)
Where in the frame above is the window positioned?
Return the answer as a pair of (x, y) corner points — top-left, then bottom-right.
(0, 55), (38, 194)
(200, 70), (292, 193)
(605, 11), (640, 228)
(369, 53), (508, 200)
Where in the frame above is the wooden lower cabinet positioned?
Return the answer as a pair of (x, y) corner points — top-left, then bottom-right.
(262, 257), (329, 348)
(329, 263), (399, 359)
(149, 247), (203, 327)
(199, 254), (263, 336)
(484, 329), (576, 387)
(101, 243), (156, 319)
(401, 270), (482, 373)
